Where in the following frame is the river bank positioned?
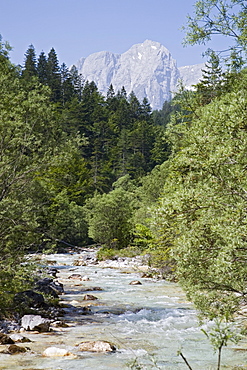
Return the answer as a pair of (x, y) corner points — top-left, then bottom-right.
(0, 249), (247, 369)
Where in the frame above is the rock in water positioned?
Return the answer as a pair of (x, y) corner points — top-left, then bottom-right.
(21, 315), (50, 332)
(78, 340), (116, 352)
(83, 294), (98, 301)
(43, 347), (72, 357)
(5, 344), (28, 354)
(0, 333), (14, 344)
(129, 280), (142, 285)
(9, 334), (31, 343)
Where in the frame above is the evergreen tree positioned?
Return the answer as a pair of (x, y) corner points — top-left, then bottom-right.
(70, 64), (84, 100)
(37, 51), (48, 85)
(128, 91), (141, 119)
(47, 47), (61, 102)
(22, 44), (37, 81)
(195, 51), (226, 105)
(60, 62), (74, 105)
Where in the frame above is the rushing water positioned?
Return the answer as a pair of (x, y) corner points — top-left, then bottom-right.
(1, 251), (247, 370)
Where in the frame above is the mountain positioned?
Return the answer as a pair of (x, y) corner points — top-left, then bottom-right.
(75, 40), (204, 110)
(178, 63), (205, 90)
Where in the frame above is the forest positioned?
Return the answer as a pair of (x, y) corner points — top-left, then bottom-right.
(0, 1), (247, 355)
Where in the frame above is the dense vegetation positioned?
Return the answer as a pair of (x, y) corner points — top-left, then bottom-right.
(0, 36), (171, 315)
(0, 3), (247, 350)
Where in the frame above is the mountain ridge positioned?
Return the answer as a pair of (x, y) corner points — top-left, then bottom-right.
(75, 40), (204, 110)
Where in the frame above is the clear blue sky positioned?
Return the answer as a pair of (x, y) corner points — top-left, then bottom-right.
(0, 0), (229, 67)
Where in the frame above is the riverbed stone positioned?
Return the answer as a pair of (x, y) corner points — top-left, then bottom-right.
(9, 334), (31, 343)
(78, 340), (116, 352)
(50, 320), (69, 328)
(34, 278), (64, 297)
(0, 333), (14, 344)
(73, 259), (86, 266)
(68, 273), (82, 280)
(129, 280), (142, 285)
(21, 315), (50, 332)
(81, 275), (90, 281)
(5, 344), (28, 354)
(14, 290), (45, 308)
(83, 294), (98, 301)
(43, 346), (72, 357)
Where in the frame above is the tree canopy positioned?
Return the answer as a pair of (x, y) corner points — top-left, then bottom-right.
(183, 0), (247, 68)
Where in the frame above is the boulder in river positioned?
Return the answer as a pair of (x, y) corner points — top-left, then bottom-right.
(34, 278), (64, 297)
(43, 346), (72, 357)
(83, 294), (98, 301)
(21, 315), (50, 332)
(0, 333), (14, 344)
(4, 344), (29, 354)
(14, 290), (45, 308)
(129, 280), (142, 285)
(78, 340), (116, 352)
(9, 334), (31, 343)
(68, 273), (82, 280)
(73, 259), (86, 266)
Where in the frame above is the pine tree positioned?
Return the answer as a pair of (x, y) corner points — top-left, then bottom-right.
(196, 51), (225, 105)
(60, 62), (74, 105)
(22, 44), (37, 81)
(47, 47), (61, 102)
(37, 51), (48, 85)
(70, 65), (84, 100)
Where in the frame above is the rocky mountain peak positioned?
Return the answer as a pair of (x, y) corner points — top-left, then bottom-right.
(75, 40), (203, 110)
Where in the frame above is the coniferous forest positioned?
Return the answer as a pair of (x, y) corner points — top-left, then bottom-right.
(1, 2), (247, 360)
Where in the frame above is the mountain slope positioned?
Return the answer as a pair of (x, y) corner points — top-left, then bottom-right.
(75, 40), (203, 110)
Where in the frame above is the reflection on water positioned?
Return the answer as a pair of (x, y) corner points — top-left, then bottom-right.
(0, 251), (246, 370)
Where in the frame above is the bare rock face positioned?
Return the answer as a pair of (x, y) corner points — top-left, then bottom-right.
(178, 63), (205, 90)
(21, 315), (50, 332)
(75, 40), (204, 110)
(78, 340), (116, 352)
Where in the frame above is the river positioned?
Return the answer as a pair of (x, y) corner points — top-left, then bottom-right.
(0, 250), (246, 369)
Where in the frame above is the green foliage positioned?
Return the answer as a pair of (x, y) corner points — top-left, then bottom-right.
(22, 44), (37, 81)
(0, 40), (91, 314)
(183, 0), (247, 67)
(0, 258), (37, 316)
(202, 318), (242, 370)
(150, 68), (247, 319)
(84, 179), (135, 249)
(47, 47), (61, 102)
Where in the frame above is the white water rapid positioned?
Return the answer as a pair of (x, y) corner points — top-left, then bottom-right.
(0, 250), (246, 369)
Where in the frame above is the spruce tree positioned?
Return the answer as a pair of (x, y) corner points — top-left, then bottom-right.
(70, 65), (84, 100)
(47, 47), (61, 102)
(37, 51), (48, 85)
(60, 62), (74, 105)
(22, 44), (37, 81)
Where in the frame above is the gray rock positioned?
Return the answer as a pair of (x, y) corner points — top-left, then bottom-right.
(78, 340), (116, 352)
(43, 346), (72, 357)
(75, 40), (204, 110)
(4, 344), (29, 354)
(21, 315), (50, 332)
(9, 334), (31, 343)
(0, 333), (14, 344)
(14, 290), (45, 308)
(129, 280), (142, 285)
(83, 294), (98, 301)
(35, 278), (64, 297)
